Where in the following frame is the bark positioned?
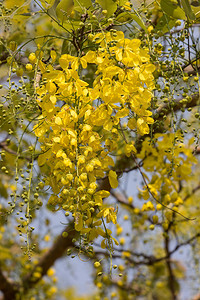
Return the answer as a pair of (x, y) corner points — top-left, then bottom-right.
(0, 269), (18, 300)
(164, 235), (177, 300)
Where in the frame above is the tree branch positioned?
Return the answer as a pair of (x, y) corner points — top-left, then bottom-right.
(0, 268), (18, 300)
(94, 232), (200, 267)
(155, 93), (200, 120)
(164, 234), (177, 300)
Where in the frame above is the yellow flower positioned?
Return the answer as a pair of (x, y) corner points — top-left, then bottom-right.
(47, 268), (55, 277)
(147, 25), (154, 33)
(29, 53), (37, 64)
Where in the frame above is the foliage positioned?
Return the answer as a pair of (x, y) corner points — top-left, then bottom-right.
(0, 0), (200, 299)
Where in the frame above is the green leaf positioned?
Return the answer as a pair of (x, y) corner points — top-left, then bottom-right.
(56, 0), (74, 22)
(161, 0), (186, 20)
(130, 13), (147, 31)
(40, 0), (57, 9)
(156, 15), (176, 34)
(60, 19), (83, 30)
(47, 0), (60, 19)
(61, 39), (69, 54)
(118, 0), (127, 5)
(96, 0), (117, 17)
(116, 12), (147, 31)
(191, 5), (200, 19)
(180, 0), (196, 20)
(74, 0), (92, 13)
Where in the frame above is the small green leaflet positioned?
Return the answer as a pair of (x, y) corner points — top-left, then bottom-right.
(160, 0), (186, 20)
(156, 15), (176, 34)
(96, 0), (117, 17)
(116, 12), (147, 31)
(180, 0), (196, 20)
(40, 0), (57, 9)
(74, 0), (92, 13)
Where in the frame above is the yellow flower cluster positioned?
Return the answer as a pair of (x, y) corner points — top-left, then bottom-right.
(33, 31), (155, 243)
(88, 31), (155, 135)
(138, 133), (197, 211)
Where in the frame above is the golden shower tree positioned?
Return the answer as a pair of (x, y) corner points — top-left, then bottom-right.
(0, 0), (200, 299)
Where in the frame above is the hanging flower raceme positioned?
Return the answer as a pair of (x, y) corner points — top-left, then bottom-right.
(32, 31), (156, 245)
(87, 31), (155, 135)
(138, 133), (197, 212)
